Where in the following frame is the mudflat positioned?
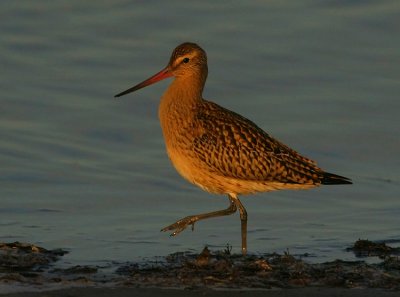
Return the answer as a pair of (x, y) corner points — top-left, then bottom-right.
(1, 241), (399, 296)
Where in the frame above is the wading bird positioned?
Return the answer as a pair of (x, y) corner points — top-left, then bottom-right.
(115, 42), (352, 255)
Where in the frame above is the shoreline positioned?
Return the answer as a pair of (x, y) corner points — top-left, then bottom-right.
(0, 240), (399, 295)
(2, 287), (400, 297)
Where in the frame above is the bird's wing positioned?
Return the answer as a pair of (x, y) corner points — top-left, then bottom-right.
(192, 100), (323, 184)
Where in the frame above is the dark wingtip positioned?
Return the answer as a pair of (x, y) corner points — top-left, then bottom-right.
(322, 172), (352, 185)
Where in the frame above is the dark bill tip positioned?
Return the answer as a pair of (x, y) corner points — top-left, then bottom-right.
(114, 67), (172, 98)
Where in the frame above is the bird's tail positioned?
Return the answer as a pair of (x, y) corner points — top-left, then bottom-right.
(321, 172), (352, 185)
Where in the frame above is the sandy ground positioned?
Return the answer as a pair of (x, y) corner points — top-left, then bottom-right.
(2, 287), (400, 297)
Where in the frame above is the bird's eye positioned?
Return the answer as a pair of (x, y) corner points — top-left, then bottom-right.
(183, 57), (190, 63)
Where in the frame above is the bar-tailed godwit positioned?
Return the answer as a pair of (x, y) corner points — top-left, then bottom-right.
(115, 42), (352, 255)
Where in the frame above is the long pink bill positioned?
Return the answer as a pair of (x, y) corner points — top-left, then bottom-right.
(114, 66), (172, 98)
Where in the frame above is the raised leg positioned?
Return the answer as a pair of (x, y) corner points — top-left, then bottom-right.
(230, 194), (248, 256)
(161, 195), (237, 236)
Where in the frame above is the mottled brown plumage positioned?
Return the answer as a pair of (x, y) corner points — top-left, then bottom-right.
(115, 42), (352, 255)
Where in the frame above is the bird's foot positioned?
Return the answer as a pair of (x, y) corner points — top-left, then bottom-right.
(161, 216), (197, 236)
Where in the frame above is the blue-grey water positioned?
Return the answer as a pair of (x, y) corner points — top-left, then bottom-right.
(1, 1), (399, 266)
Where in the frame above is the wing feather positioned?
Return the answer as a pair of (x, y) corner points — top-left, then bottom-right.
(192, 100), (324, 185)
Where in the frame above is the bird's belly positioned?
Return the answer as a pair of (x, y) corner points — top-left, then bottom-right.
(166, 146), (216, 192)
(166, 146), (317, 195)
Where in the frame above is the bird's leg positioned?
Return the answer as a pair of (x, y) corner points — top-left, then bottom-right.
(230, 194), (248, 256)
(161, 195), (237, 236)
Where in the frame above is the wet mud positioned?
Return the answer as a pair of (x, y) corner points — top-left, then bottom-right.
(0, 240), (399, 291)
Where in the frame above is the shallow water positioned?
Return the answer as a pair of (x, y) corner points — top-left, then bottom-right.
(1, 1), (399, 266)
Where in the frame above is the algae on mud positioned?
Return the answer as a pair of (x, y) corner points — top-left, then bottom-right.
(1, 240), (399, 292)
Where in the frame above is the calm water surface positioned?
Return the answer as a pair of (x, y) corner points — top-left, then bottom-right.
(1, 1), (399, 266)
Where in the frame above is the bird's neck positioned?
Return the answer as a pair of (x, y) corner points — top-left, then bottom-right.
(158, 75), (205, 141)
(159, 74), (205, 116)
(167, 73), (205, 100)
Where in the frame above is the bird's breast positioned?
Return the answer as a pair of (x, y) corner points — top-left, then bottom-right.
(158, 94), (203, 184)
